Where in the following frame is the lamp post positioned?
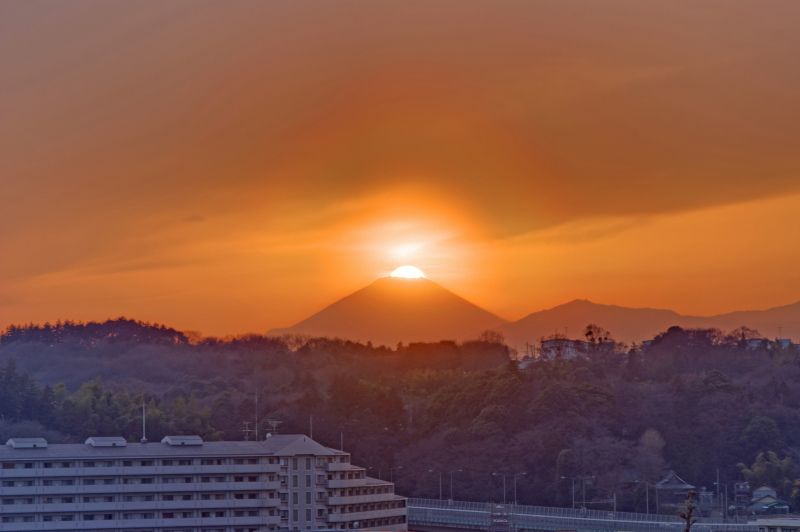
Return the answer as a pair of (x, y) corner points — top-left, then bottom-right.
(513, 472), (527, 506)
(429, 470), (443, 500)
(449, 470), (463, 500)
(493, 473), (507, 504)
(581, 475), (595, 510)
(561, 476), (576, 509)
(389, 466), (403, 483)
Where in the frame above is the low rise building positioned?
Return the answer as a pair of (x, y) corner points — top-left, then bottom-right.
(0, 434), (407, 532)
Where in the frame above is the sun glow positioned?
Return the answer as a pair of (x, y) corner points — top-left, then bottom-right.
(390, 265), (426, 279)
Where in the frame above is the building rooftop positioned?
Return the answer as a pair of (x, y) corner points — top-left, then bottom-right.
(0, 434), (346, 460)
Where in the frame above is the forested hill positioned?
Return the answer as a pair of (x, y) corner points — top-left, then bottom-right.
(1, 319), (800, 512)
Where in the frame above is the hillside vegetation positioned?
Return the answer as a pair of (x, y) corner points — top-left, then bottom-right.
(1, 319), (799, 511)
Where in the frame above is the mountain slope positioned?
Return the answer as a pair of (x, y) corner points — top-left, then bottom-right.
(501, 299), (800, 346)
(500, 299), (688, 346)
(270, 277), (507, 346)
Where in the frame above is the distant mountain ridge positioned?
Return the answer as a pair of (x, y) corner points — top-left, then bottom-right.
(500, 299), (800, 347)
(271, 276), (800, 346)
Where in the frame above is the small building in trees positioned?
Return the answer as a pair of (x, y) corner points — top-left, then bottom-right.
(654, 471), (695, 508)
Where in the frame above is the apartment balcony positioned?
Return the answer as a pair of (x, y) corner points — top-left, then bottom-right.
(326, 462), (353, 472)
(327, 492), (398, 505)
(327, 507), (407, 523)
(327, 479), (366, 489)
(1, 514), (278, 531)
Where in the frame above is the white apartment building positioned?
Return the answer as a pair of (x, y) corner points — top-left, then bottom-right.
(0, 434), (407, 532)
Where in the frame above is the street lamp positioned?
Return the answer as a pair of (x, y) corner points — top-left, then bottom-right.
(428, 470), (443, 500)
(389, 466), (403, 483)
(561, 476), (576, 509)
(581, 475), (595, 509)
(449, 470), (463, 500)
(513, 472), (527, 506)
(493, 473), (507, 504)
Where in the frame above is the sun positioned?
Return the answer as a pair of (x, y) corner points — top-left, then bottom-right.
(390, 265), (426, 279)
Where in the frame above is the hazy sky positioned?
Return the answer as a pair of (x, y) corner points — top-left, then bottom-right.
(2, 0), (800, 335)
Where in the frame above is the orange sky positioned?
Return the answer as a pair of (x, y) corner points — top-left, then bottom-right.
(2, 0), (800, 336)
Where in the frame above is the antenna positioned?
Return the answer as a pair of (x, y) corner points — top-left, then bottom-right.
(254, 393), (259, 441)
(778, 326), (783, 339)
(141, 402), (147, 444)
(310, 415), (313, 439)
(341, 432), (344, 451)
(242, 421), (252, 441)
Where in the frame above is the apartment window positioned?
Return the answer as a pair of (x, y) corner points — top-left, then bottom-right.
(103, 478), (114, 484)
(123, 461), (133, 467)
(61, 461), (73, 468)
(235, 476), (244, 482)
(317, 509), (326, 518)
(141, 460), (153, 466)
(201, 494), (212, 500)
(317, 457), (326, 467)
(201, 476), (211, 483)
(163, 495), (174, 501)
(306, 475), (311, 487)
(317, 492), (326, 501)
(100, 460), (114, 467)
(84, 479), (96, 485)
(293, 475), (299, 487)
(317, 475), (326, 484)
(292, 458), (298, 470)
(306, 509), (312, 521)
(163, 460), (173, 466)
(306, 458), (311, 470)
(248, 493), (257, 499)
(104, 514), (113, 520)
(248, 510), (258, 516)
(306, 492), (311, 504)
(293, 493), (299, 505)
(179, 459), (192, 465)
(182, 494), (192, 500)
(248, 458), (258, 464)
(292, 509), (298, 522)
(84, 461), (95, 467)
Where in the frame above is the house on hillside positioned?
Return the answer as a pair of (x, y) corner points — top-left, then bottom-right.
(539, 339), (588, 360)
(748, 486), (790, 515)
(655, 471), (696, 508)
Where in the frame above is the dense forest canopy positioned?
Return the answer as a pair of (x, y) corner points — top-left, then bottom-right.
(1, 319), (799, 512)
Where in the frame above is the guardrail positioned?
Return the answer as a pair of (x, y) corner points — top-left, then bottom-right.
(407, 498), (758, 532)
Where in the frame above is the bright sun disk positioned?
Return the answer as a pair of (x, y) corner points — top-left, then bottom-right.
(390, 265), (426, 278)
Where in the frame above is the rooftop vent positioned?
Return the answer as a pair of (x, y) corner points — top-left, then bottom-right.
(6, 438), (48, 449)
(161, 435), (203, 446)
(85, 437), (127, 448)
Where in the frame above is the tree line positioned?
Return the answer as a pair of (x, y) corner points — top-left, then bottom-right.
(1, 319), (799, 512)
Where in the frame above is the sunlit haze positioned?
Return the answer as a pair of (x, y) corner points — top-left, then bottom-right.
(390, 266), (426, 279)
(2, 1), (800, 336)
